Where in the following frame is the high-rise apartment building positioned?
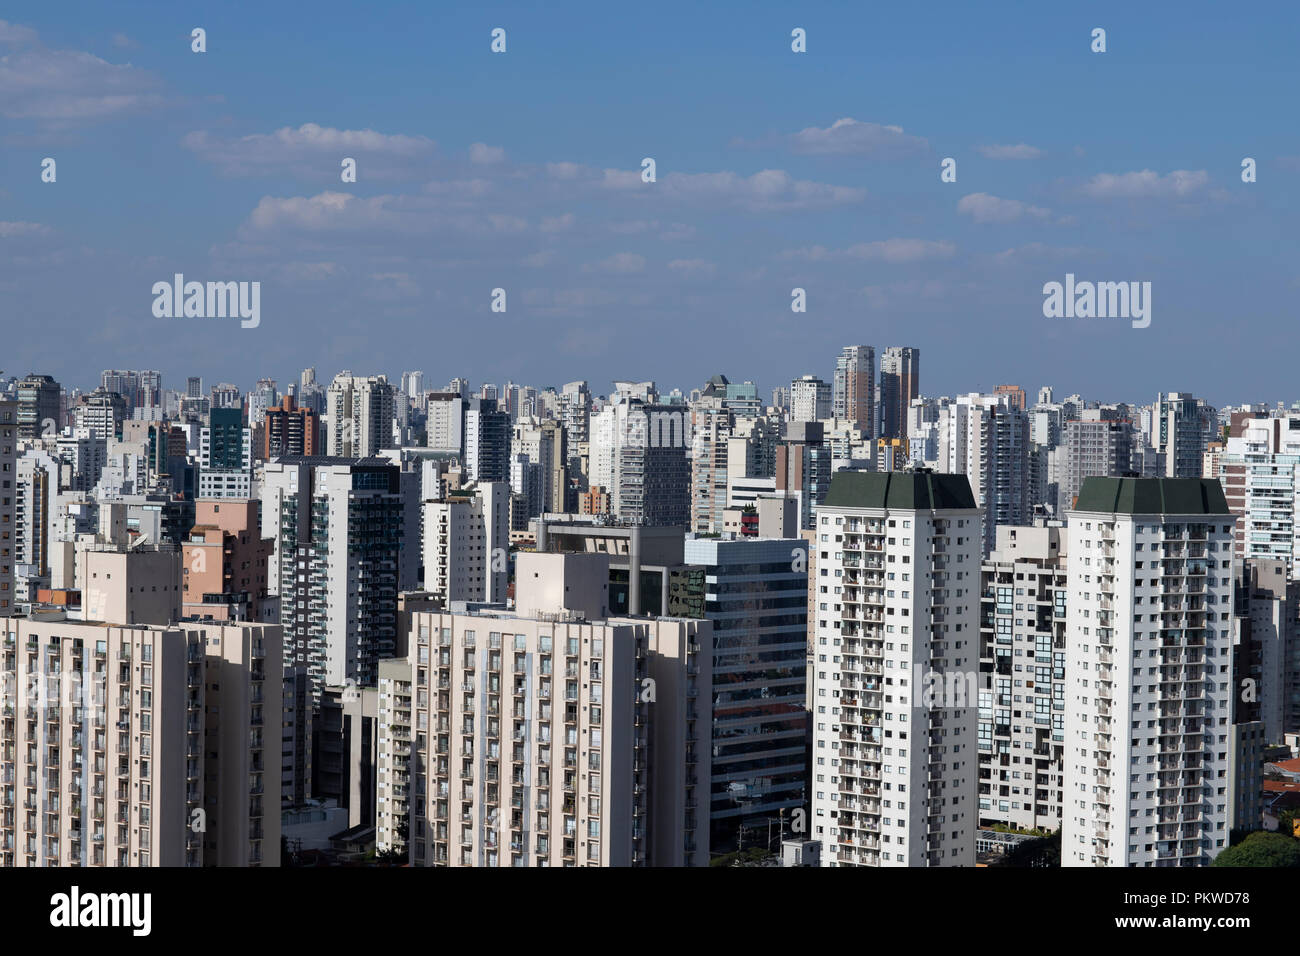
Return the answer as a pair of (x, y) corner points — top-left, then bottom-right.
(879, 347), (920, 441)
(992, 385), (1026, 412)
(791, 375), (831, 423)
(559, 381), (591, 447)
(1059, 410), (1134, 514)
(15, 374), (61, 440)
(423, 482), (510, 605)
(775, 421), (832, 531)
(199, 407), (252, 499)
(1062, 477), (1235, 867)
(377, 551), (712, 866)
(262, 457), (409, 702)
(464, 398), (510, 484)
(327, 373), (397, 458)
(182, 499), (275, 623)
(683, 536), (809, 849)
(425, 392), (466, 455)
(942, 393), (1030, 555)
(262, 395), (319, 459)
(0, 615), (281, 866)
(1155, 392), (1215, 479)
(73, 388), (127, 442)
(1231, 557), (1300, 744)
(978, 524), (1068, 833)
(0, 401), (14, 615)
(1219, 413), (1300, 578)
(101, 370), (161, 414)
(511, 417), (566, 516)
(689, 406), (731, 534)
(590, 399), (691, 527)
(833, 346), (876, 437)
(810, 470), (982, 866)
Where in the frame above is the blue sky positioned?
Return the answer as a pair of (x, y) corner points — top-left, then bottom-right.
(1, 1), (1297, 405)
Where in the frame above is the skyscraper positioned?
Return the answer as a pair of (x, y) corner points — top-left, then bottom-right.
(327, 373), (397, 458)
(810, 470), (981, 866)
(790, 374), (831, 423)
(263, 395), (320, 459)
(1155, 392), (1215, 479)
(464, 398), (511, 484)
(15, 374), (60, 440)
(833, 346), (876, 437)
(879, 347), (920, 441)
(683, 535), (808, 850)
(942, 393), (1030, 555)
(978, 524), (1068, 833)
(199, 407), (252, 499)
(423, 482), (510, 605)
(1059, 409), (1134, 514)
(262, 456), (408, 703)
(1062, 477), (1234, 867)
(0, 401), (14, 615)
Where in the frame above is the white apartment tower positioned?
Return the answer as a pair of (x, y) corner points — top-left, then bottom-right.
(1062, 477), (1235, 867)
(1220, 413), (1300, 578)
(423, 482), (510, 605)
(327, 373), (397, 458)
(942, 392), (1030, 556)
(791, 375), (832, 424)
(811, 470), (982, 866)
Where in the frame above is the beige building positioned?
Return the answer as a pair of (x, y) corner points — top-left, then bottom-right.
(377, 551), (712, 866)
(181, 498), (274, 623)
(80, 547), (182, 626)
(0, 614), (280, 866)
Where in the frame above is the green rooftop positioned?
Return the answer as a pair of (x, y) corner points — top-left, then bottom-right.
(1073, 477), (1230, 515)
(823, 470), (977, 511)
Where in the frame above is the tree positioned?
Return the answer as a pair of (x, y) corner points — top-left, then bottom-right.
(1276, 807), (1300, 838)
(1211, 831), (1300, 867)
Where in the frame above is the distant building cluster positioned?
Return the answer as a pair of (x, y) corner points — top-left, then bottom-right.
(0, 355), (1298, 867)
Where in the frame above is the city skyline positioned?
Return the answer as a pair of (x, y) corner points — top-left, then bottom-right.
(2, 2), (1298, 404)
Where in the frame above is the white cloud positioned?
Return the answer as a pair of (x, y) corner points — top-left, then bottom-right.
(957, 192), (1052, 224)
(0, 220), (53, 238)
(487, 213), (528, 234)
(667, 258), (716, 277)
(781, 239), (955, 264)
(789, 118), (927, 156)
(1082, 169), (1209, 199)
(975, 143), (1043, 160)
(545, 161), (583, 180)
(469, 142), (505, 164)
(540, 213), (575, 233)
(589, 252), (645, 274)
(992, 242), (1093, 264)
(184, 123), (436, 176)
(0, 20), (39, 46)
(548, 161), (864, 210)
(0, 20), (163, 121)
(660, 169), (865, 210)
